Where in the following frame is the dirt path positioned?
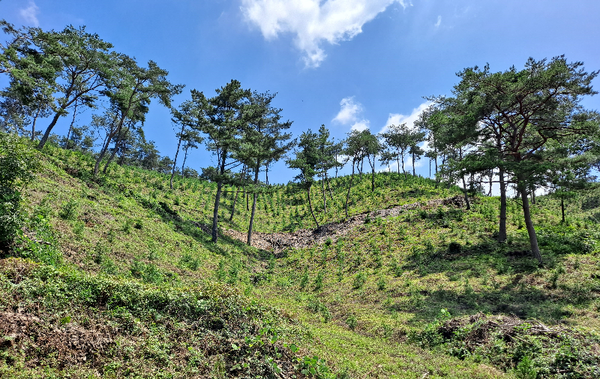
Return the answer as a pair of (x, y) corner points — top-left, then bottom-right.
(217, 196), (466, 254)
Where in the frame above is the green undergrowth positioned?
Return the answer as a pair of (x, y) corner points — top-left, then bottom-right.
(0, 257), (309, 378)
(4, 140), (600, 377)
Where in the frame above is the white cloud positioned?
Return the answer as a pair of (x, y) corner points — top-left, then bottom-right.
(332, 96), (370, 131)
(241, 0), (410, 68)
(351, 119), (370, 131)
(379, 101), (431, 134)
(434, 15), (442, 28)
(332, 96), (362, 124)
(20, 1), (40, 27)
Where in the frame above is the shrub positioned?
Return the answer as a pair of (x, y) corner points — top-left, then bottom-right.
(0, 133), (37, 248)
(353, 272), (367, 290)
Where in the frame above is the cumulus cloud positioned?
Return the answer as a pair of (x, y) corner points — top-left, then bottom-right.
(20, 1), (40, 27)
(332, 97), (362, 124)
(241, 0), (410, 68)
(332, 96), (371, 131)
(379, 101), (431, 134)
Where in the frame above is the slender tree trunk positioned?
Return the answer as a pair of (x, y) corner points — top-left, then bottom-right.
(211, 153), (227, 243)
(345, 161), (355, 218)
(181, 146), (189, 176)
(461, 176), (471, 210)
(230, 166), (246, 222)
(265, 166), (269, 185)
(307, 185), (319, 228)
(531, 187), (536, 205)
(518, 180), (543, 265)
(371, 156), (375, 192)
(103, 146), (118, 174)
(65, 101), (79, 149)
(230, 187), (241, 222)
(321, 173), (327, 213)
(38, 111), (63, 149)
(170, 134), (183, 189)
(498, 167), (507, 243)
(247, 165), (260, 245)
(412, 152), (416, 176)
(401, 153), (406, 177)
(326, 173), (334, 200)
(397, 156), (401, 174)
(429, 158), (432, 178)
(94, 135), (114, 176)
(30, 108), (41, 142)
(246, 188), (249, 211)
(561, 198), (565, 223)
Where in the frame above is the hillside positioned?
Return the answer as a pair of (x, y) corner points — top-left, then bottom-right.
(2, 141), (600, 378)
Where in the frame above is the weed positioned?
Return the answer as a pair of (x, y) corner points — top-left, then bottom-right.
(59, 199), (79, 220)
(314, 270), (324, 291)
(346, 315), (357, 331)
(352, 272), (366, 290)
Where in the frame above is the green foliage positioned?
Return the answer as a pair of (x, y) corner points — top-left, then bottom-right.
(352, 272), (367, 290)
(0, 133), (37, 246)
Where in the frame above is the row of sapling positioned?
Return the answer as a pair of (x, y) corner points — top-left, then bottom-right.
(3, 22), (600, 263)
(170, 81), (293, 244)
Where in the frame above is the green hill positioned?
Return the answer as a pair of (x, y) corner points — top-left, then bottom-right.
(2, 140), (600, 378)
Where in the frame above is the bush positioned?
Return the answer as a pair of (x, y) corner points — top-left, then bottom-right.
(0, 133), (37, 248)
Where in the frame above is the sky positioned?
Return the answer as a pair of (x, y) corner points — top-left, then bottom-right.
(1, 0), (599, 183)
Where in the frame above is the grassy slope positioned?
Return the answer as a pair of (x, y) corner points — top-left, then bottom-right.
(3, 143), (600, 377)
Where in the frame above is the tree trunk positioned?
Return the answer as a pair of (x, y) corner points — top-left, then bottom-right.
(30, 108), (41, 142)
(429, 158), (432, 178)
(561, 197), (565, 223)
(321, 173), (327, 213)
(498, 167), (507, 243)
(461, 175), (471, 210)
(181, 146), (189, 176)
(326, 173), (334, 200)
(170, 133), (183, 189)
(211, 152), (227, 243)
(103, 146), (118, 174)
(38, 111), (63, 149)
(230, 166), (246, 222)
(401, 153), (406, 177)
(345, 161), (355, 218)
(94, 134), (114, 176)
(247, 165), (260, 245)
(307, 185), (319, 228)
(246, 188), (249, 211)
(412, 151), (416, 176)
(65, 101), (79, 149)
(371, 156), (375, 192)
(397, 156), (401, 174)
(230, 186), (240, 222)
(518, 181), (543, 265)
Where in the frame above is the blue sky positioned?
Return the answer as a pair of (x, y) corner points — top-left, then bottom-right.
(1, 0), (599, 183)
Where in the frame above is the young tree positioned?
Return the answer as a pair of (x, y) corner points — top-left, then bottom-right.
(178, 81), (251, 242)
(170, 108), (204, 189)
(94, 55), (182, 176)
(239, 91), (293, 245)
(287, 130), (321, 228)
(315, 125), (337, 212)
(343, 129), (378, 217)
(379, 123), (411, 175)
(34, 26), (116, 149)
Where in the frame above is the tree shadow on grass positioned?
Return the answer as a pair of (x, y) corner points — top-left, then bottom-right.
(397, 234), (598, 326)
